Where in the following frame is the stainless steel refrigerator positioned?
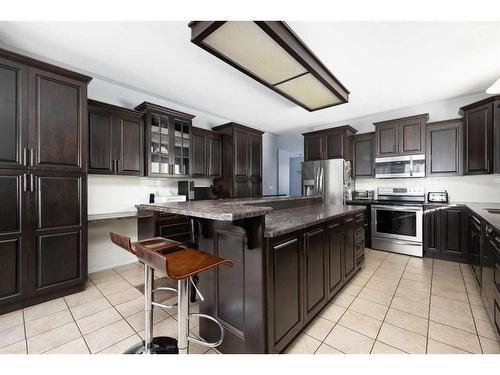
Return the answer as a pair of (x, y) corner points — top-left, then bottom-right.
(301, 159), (353, 205)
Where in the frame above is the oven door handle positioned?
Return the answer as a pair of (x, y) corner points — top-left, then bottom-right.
(374, 238), (422, 246)
(372, 205), (423, 211)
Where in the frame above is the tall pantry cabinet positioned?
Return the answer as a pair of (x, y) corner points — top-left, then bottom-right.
(0, 48), (91, 314)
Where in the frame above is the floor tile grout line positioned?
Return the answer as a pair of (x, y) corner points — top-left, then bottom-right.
(21, 307), (28, 354)
(425, 258), (434, 354)
(459, 261), (484, 354)
(312, 248), (388, 353)
(56, 297), (92, 354)
(369, 255), (410, 354)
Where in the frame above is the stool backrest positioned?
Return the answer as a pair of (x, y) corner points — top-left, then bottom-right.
(110, 232), (135, 254)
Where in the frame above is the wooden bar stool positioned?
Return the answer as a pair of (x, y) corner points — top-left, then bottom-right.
(134, 243), (232, 354)
(110, 232), (185, 354)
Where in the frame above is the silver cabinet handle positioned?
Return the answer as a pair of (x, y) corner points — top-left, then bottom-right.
(29, 148), (34, 166)
(23, 148), (28, 167)
(30, 174), (34, 192)
(274, 238), (298, 250)
(23, 174), (27, 192)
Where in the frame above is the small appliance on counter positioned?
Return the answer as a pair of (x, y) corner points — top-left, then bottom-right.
(148, 193), (186, 204)
(427, 191), (449, 203)
(353, 190), (375, 200)
(178, 181), (218, 201)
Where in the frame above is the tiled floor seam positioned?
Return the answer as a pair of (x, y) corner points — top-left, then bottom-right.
(425, 258), (434, 354)
(61, 295), (91, 354)
(459, 262), (484, 354)
(369, 255), (410, 353)
(22, 305), (28, 354)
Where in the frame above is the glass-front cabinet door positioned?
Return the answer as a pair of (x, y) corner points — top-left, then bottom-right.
(172, 119), (190, 176)
(138, 102), (194, 177)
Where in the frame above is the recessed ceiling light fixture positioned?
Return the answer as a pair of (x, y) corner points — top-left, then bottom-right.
(486, 77), (500, 94)
(188, 21), (349, 111)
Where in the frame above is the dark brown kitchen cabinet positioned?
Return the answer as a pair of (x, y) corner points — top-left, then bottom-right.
(0, 57), (28, 170)
(212, 123), (263, 198)
(268, 234), (303, 353)
(303, 125), (357, 161)
(303, 227), (327, 321)
(191, 127), (222, 178)
(28, 68), (88, 172)
(424, 205), (469, 262)
(426, 119), (463, 177)
(0, 48), (91, 315)
(353, 132), (375, 178)
(88, 100), (144, 176)
(266, 212), (364, 353)
(135, 102), (194, 177)
(326, 219), (344, 298)
(469, 213), (482, 286)
(374, 113), (429, 157)
(459, 96), (500, 175)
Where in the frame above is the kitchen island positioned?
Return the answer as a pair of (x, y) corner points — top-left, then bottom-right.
(137, 196), (366, 353)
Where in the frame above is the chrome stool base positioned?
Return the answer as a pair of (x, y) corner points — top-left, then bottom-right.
(124, 337), (178, 354)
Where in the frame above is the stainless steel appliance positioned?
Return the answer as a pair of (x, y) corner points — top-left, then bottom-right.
(302, 159), (353, 205)
(427, 191), (449, 203)
(371, 186), (425, 257)
(353, 190), (375, 200)
(375, 154), (425, 178)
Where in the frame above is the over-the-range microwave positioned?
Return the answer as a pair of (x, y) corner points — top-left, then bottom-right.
(375, 154), (425, 178)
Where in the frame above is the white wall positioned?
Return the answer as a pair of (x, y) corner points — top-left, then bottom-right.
(356, 175), (500, 204)
(278, 150), (291, 195)
(262, 133), (278, 195)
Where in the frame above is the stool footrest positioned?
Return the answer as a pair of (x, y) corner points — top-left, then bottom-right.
(188, 313), (224, 348)
(152, 287), (178, 309)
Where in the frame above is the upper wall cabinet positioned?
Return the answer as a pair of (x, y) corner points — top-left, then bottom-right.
(88, 100), (144, 176)
(0, 49), (91, 173)
(303, 125), (357, 162)
(191, 127), (222, 178)
(135, 102), (195, 178)
(353, 132), (375, 178)
(374, 114), (429, 157)
(459, 96), (500, 175)
(212, 123), (263, 198)
(426, 119), (463, 177)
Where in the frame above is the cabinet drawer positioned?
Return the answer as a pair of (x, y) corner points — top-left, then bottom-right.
(159, 222), (190, 236)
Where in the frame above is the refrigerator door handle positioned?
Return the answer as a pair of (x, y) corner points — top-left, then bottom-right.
(319, 166), (324, 196)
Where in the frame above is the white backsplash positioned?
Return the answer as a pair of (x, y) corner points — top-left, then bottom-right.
(88, 174), (213, 214)
(355, 174), (500, 203)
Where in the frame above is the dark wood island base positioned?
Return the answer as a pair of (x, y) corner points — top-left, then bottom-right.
(138, 197), (366, 354)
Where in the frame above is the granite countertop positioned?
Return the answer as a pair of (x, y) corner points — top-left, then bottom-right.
(137, 196), (318, 221)
(264, 204), (366, 238)
(88, 210), (153, 223)
(465, 202), (500, 233)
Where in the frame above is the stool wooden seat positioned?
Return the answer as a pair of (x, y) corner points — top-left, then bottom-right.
(134, 246), (233, 280)
(110, 232), (183, 255)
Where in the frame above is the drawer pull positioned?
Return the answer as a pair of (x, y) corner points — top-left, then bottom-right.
(274, 238), (298, 250)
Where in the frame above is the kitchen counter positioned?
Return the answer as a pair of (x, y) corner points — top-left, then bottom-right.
(88, 210), (153, 223)
(137, 195), (320, 221)
(465, 202), (500, 232)
(265, 204), (365, 237)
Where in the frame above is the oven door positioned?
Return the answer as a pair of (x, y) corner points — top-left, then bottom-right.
(371, 205), (423, 243)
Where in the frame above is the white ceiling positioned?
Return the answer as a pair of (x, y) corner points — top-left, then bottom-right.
(0, 21), (499, 134)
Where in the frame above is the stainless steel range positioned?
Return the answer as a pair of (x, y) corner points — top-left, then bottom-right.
(371, 186), (425, 257)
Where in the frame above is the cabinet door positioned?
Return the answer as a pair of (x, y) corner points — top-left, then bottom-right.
(29, 172), (86, 295)
(248, 179), (262, 198)
(88, 109), (113, 174)
(325, 131), (344, 159)
(303, 227), (327, 320)
(423, 207), (441, 255)
(441, 207), (468, 259)
(28, 68), (87, 172)
(326, 219), (344, 298)
(353, 134), (374, 177)
(376, 124), (398, 157)
(304, 134), (323, 161)
(0, 57), (28, 170)
(171, 118), (191, 176)
(344, 216), (355, 279)
(248, 134), (262, 179)
(0, 171), (28, 310)
(234, 128), (248, 177)
(464, 103), (493, 175)
(208, 135), (222, 177)
(426, 121), (463, 176)
(233, 178), (248, 198)
(116, 117), (144, 176)
(398, 121), (425, 155)
(191, 129), (207, 177)
(269, 236), (302, 351)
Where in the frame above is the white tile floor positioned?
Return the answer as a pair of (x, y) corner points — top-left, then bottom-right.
(0, 249), (499, 354)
